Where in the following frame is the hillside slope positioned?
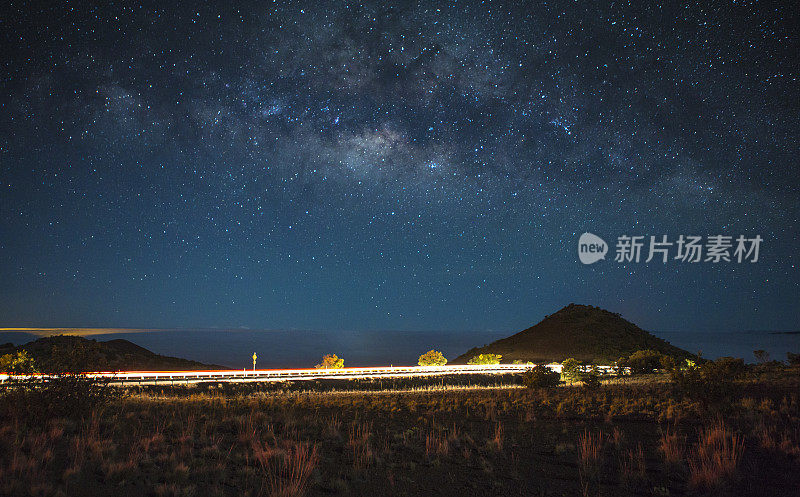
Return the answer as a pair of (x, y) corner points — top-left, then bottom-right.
(453, 304), (692, 364)
(0, 335), (224, 372)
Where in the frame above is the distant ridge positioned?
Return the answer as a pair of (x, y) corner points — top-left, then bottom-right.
(453, 304), (693, 365)
(0, 335), (225, 372)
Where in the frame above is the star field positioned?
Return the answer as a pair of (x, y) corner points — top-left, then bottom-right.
(1, 1), (798, 333)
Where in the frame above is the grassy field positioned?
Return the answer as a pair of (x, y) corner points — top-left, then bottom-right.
(1, 367), (799, 496)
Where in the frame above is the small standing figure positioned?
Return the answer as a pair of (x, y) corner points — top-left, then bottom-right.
(252, 352), (257, 371)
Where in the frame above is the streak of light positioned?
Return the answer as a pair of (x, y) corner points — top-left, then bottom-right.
(0, 364), (593, 385)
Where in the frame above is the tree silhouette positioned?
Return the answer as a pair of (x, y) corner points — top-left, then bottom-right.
(561, 358), (581, 382)
(418, 350), (447, 366)
(467, 353), (502, 365)
(315, 354), (344, 369)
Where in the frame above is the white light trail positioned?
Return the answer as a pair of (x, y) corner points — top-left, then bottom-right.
(1, 363), (581, 385)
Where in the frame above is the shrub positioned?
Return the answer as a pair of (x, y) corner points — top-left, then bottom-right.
(315, 354), (344, 369)
(561, 358), (581, 382)
(787, 352), (800, 367)
(669, 365), (702, 397)
(1, 374), (120, 424)
(669, 356), (745, 403)
(626, 350), (665, 374)
(702, 357), (746, 382)
(417, 350), (447, 366)
(468, 353), (502, 365)
(522, 366), (560, 389)
(0, 350), (39, 374)
(582, 372), (601, 391)
(659, 354), (678, 371)
(1, 346), (120, 424)
(613, 356), (629, 376)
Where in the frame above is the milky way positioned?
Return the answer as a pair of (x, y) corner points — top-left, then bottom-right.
(1, 1), (798, 332)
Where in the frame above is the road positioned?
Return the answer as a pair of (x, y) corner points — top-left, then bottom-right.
(1, 363), (569, 385)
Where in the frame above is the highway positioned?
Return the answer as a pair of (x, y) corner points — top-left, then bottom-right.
(1, 363), (570, 386)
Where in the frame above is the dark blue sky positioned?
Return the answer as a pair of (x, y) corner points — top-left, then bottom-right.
(1, 1), (798, 334)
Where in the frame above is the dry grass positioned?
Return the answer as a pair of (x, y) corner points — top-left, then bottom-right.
(620, 443), (647, 489)
(578, 428), (603, 496)
(325, 415), (342, 438)
(348, 421), (373, 470)
(578, 428), (603, 467)
(425, 430), (450, 458)
(688, 421), (744, 489)
(255, 440), (319, 497)
(754, 422), (800, 458)
(658, 426), (684, 466)
(610, 426), (624, 449)
(0, 369), (798, 496)
(488, 422), (504, 452)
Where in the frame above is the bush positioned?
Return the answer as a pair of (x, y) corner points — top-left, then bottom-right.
(626, 350), (665, 374)
(468, 353), (502, 365)
(1, 347), (122, 424)
(522, 365), (560, 389)
(669, 356), (746, 404)
(582, 372), (601, 390)
(315, 354), (344, 369)
(561, 358), (581, 382)
(659, 354), (678, 371)
(1, 374), (120, 424)
(701, 357), (746, 382)
(613, 357), (629, 376)
(0, 350), (38, 374)
(418, 350), (447, 366)
(788, 352), (800, 367)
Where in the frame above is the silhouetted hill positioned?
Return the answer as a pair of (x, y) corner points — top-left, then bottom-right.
(3, 335), (224, 372)
(453, 304), (693, 365)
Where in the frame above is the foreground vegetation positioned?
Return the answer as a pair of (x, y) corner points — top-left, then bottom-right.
(1, 360), (799, 497)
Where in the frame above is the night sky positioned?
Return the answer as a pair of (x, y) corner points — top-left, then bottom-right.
(1, 1), (798, 334)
